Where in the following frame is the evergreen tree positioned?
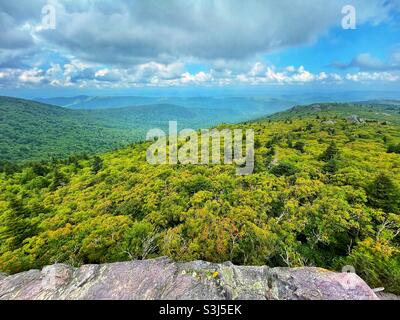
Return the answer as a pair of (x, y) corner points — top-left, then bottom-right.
(270, 162), (298, 177)
(1, 198), (37, 250)
(49, 169), (69, 191)
(387, 144), (400, 154)
(91, 156), (104, 174)
(367, 174), (400, 213)
(322, 158), (339, 174)
(319, 142), (340, 161)
(294, 141), (306, 153)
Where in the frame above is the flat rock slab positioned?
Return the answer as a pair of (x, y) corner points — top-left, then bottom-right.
(0, 257), (378, 300)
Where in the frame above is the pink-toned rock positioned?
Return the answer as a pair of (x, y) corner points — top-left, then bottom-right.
(0, 257), (378, 300)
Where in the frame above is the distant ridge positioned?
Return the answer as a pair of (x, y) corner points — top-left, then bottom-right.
(1, 96), (286, 163)
(35, 96), (164, 109)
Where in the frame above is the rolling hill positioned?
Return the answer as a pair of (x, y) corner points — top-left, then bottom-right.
(1, 96), (289, 164)
(1, 102), (399, 294)
(35, 95), (295, 112)
(0, 96), (143, 163)
(267, 101), (400, 123)
(35, 95), (157, 110)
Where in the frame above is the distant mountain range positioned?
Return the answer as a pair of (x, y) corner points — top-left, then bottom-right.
(35, 95), (157, 110)
(34, 91), (400, 111)
(1, 96), (292, 163)
(34, 95), (297, 122)
(3, 95), (400, 164)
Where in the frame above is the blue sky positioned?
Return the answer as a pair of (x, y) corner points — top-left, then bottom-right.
(0, 0), (399, 97)
(266, 24), (398, 72)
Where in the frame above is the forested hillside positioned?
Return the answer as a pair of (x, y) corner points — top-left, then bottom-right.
(268, 102), (400, 124)
(0, 96), (143, 164)
(1, 103), (399, 293)
(1, 96), (275, 164)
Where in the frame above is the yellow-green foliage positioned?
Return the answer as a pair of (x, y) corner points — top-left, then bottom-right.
(1, 105), (400, 293)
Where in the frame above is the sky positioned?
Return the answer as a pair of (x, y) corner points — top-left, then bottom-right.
(0, 0), (399, 97)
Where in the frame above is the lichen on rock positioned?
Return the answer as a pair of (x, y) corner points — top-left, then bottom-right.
(0, 257), (379, 300)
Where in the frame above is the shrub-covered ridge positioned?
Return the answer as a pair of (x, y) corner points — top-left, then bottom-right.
(1, 103), (400, 293)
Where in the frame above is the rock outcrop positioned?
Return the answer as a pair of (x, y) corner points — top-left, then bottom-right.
(0, 257), (378, 300)
(347, 114), (364, 124)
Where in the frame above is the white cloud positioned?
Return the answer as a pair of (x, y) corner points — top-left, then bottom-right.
(0, 60), (399, 89)
(333, 50), (400, 71)
(1, 0), (400, 90)
(2, 0), (398, 67)
(132, 62), (184, 82)
(331, 73), (343, 81)
(227, 64), (345, 85)
(18, 68), (45, 84)
(181, 71), (212, 84)
(286, 66), (296, 72)
(345, 71), (400, 82)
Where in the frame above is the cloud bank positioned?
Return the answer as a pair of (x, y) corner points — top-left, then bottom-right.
(0, 0), (399, 89)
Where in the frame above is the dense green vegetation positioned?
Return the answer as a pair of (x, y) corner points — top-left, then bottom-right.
(0, 96), (142, 163)
(268, 102), (400, 124)
(0, 97), (235, 164)
(1, 96), (289, 164)
(1, 102), (400, 293)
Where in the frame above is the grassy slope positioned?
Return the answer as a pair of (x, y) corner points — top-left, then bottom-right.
(1, 102), (400, 292)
